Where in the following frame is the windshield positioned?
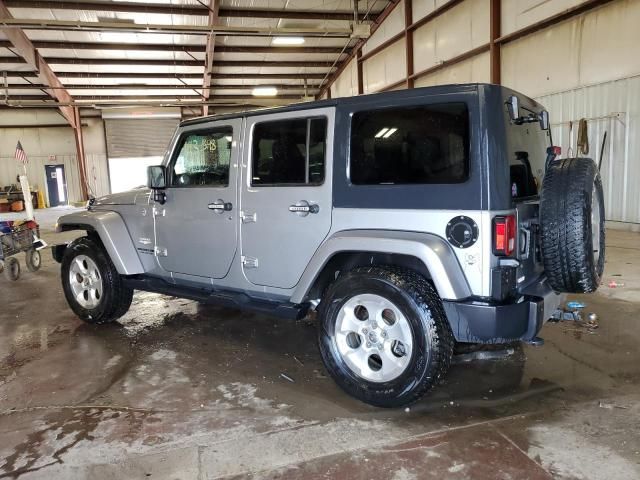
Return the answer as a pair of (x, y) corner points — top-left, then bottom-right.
(504, 96), (552, 200)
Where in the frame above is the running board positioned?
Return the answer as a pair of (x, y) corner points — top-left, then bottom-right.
(123, 276), (309, 320)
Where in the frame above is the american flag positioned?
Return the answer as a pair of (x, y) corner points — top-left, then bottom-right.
(15, 141), (28, 165)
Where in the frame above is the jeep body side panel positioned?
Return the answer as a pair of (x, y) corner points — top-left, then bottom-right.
(291, 229), (472, 304)
(56, 210), (144, 275)
(329, 208), (487, 297)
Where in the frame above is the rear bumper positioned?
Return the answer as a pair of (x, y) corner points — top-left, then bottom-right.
(443, 277), (564, 343)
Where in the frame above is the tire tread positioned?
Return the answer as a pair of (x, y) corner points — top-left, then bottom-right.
(318, 265), (454, 407)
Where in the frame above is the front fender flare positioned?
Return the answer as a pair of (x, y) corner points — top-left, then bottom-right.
(56, 210), (144, 275)
(291, 230), (472, 304)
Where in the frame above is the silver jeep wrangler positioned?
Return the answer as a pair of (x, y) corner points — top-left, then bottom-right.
(55, 84), (605, 407)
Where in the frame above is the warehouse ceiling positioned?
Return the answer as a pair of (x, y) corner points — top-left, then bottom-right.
(0, 0), (391, 116)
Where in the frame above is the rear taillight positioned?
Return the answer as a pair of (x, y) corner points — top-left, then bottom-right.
(493, 215), (516, 256)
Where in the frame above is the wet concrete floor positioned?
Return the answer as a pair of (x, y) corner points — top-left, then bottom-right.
(0, 216), (639, 479)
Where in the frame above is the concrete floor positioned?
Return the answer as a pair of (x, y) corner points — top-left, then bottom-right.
(1, 208), (639, 479)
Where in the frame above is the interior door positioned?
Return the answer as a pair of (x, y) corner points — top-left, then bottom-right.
(240, 107), (334, 289)
(45, 164), (68, 206)
(154, 119), (241, 280)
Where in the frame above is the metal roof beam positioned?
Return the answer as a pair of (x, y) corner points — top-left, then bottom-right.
(0, 57), (337, 68)
(7, 84), (319, 91)
(0, 40), (346, 54)
(0, 18), (356, 37)
(4, 1), (377, 21)
(5, 71), (327, 80)
(6, 94), (302, 104)
(0, 0), (75, 126)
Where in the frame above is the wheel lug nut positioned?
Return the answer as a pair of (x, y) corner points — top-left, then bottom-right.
(381, 331), (387, 338)
(366, 342), (371, 348)
(362, 328), (368, 334)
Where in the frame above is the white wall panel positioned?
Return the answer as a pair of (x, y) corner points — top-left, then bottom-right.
(501, 0), (589, 35)
(412, 0), (436, 22)
(363, 38), (407, 93)
(0, 152), (108, 205)
(501, 18), (581, 97)
(412, 0), (457, 21)
(331, 58), (358, 98)
(362, 1), (405, 56)
(536, 76), (640, 225)
(413, 0), (489, 73)
(0, 115), (110, 203)
(502, 0), (640, 98)
(413, 51), (490, 87)
(579, 0), (640, 85)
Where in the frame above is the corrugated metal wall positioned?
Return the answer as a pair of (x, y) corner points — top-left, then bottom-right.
(0, 115), (110, 204)
(536, 75), (640, 225)
(329, 0), (640, 227)
(0, 153), (110, 205)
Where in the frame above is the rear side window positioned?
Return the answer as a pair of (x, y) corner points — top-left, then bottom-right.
(504, 98), (551, 200)
(350, 103), (469, 185)
(251, 117), (327, 186)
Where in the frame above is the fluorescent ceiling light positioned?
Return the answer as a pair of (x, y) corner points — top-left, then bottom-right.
(252, 87), (278, 97)
(272, 36), (305, 45)
(375, 128), (389, 138)
(382, 127), (397, 139)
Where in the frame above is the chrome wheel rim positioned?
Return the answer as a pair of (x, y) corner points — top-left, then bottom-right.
(69, 255), (103, 309)
(592, 183), (601, 265)
(334, 293), (413, 383)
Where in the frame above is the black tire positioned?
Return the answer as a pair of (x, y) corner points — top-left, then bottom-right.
(25, 248), (41, 272)
(3, 257), (20, 281)
(540, 157), (605, 293)
(61, 236), (134, 324)
(317, 266), (454, 408)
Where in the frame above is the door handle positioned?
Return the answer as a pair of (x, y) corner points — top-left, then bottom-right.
(208, 201), (233, 213)
(289, 201), (319, 215)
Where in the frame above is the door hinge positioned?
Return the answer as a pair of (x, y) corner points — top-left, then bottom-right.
(154, 246), (168, 257)
(241, 255), (258, 268)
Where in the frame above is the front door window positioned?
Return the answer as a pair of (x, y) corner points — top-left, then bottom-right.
(171, 128), (233, 187)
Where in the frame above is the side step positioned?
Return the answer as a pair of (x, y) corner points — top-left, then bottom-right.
(123, 276), (309, 320)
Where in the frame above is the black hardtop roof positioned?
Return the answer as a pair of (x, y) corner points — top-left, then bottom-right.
(180, 83), (504, 127)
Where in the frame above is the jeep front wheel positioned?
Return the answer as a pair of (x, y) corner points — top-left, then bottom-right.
(61, 236), (133, 324)
(317, 266), (454, 408)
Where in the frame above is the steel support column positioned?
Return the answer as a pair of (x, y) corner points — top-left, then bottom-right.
(404, 0), (414, 89)
(490, 0), (501, 84)
(72, 107), (89, 200)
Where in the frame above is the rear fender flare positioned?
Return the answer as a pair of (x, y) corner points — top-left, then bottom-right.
(56, 210), (144, 275)
(291, 230), (472, 304)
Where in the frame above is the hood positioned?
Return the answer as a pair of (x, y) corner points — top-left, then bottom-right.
(92, 187), (150, 206)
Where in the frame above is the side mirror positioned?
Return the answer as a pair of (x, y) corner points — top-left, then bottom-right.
(539, 110), (550, 130)
(147, 165), (167, 204)
(147, 165), (166, 189)
(506, 95), (519, 122)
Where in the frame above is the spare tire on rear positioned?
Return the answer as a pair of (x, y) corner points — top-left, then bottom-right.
(540, 157), (605, 293)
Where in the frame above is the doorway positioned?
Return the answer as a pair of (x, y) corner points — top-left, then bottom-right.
(45, 164), (68, 207)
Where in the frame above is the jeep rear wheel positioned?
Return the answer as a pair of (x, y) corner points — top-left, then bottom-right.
(61, 236), (133, 324)
(540, 157), (605, 293)
(317, 266), (454, 408)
